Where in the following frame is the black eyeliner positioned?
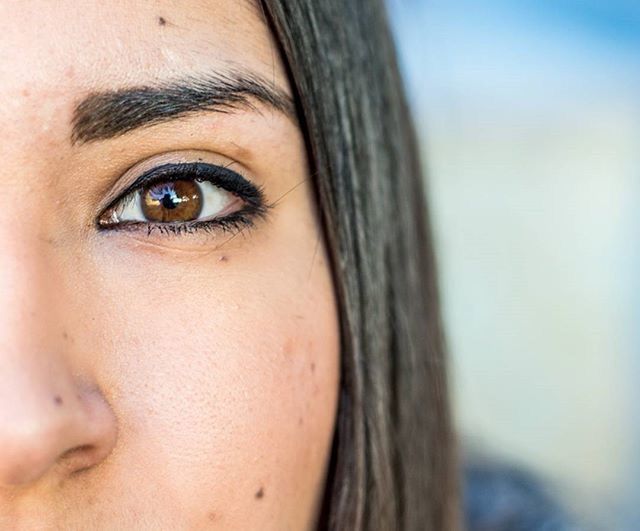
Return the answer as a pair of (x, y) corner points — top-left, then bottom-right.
(97, 161), (269, 234)
(107, 162), (263, 211)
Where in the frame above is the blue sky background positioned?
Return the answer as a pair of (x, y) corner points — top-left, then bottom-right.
(389, 0), (640, 110)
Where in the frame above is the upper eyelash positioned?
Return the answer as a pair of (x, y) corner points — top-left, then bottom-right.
(104, 161), (264, 213)
(98, 162), (269, 235)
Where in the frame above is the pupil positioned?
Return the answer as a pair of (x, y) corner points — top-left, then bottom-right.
(161, 191), (179, 209)
(141, 180), (203, 223)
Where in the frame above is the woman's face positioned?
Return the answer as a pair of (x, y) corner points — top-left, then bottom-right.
(0, 1), (339, 528)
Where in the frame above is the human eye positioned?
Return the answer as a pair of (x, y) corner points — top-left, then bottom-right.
(97, 160), (267, 237)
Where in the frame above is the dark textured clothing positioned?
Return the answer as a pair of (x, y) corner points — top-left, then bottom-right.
(464, 462), (583, 531)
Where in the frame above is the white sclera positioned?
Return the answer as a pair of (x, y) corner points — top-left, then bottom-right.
(116, 181), (234, 223)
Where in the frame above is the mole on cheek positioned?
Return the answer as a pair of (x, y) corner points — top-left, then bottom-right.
(255, 487), (265, 500)
(158, 16), (167, 26)
(53, 395), (63, 406)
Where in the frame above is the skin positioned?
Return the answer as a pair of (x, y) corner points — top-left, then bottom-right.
(0, 1), (339, 529)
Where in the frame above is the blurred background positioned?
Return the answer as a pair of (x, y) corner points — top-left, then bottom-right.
(386, 0), (640, 529)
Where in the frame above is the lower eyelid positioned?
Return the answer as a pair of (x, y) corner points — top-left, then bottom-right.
(117, 213), (262, 243)
(100, 199), (266, 237)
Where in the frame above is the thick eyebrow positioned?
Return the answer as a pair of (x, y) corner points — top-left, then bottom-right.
(71, 70), (296, 145)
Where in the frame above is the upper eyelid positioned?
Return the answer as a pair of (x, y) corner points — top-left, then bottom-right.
(113, 162), (206, 203)
(118, 162), (264, 202)
(100, 159), (258, 213)
(123, 160), (241, 192)
(98, 161), (266, 224)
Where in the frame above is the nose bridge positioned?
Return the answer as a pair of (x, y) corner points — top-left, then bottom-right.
(0, 81), (71, 226)
(0, 230), (68, 382)
(0, 74), (74, 411)
(0, 218), (61, 354)
(0, 224), (75, 428)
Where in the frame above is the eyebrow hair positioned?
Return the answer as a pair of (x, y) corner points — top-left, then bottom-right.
(71, 71), (296, 144)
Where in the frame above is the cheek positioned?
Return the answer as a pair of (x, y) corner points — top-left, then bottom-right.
(79, 234), (339, 526)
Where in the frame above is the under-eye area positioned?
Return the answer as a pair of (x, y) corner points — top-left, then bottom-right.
(97, 160), (269, 238)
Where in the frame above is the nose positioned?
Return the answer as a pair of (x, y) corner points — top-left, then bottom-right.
(0, 367), (117, 487)
(0, 237), (117, 488)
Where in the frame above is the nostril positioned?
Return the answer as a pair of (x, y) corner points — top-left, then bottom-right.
(59, 444), (94, 460)
(57, 444), (99, 476)
(0, 384), (117, 487)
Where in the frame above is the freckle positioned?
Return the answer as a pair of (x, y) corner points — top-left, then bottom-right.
(54, 395), (63, 406)
(310, 362), (316, 373)
(208, 512), (218, 522)
(282, 338), (294, 356)
(219, 255), (229, 262)
(298, 417), (304, 426)
(62, 331), (68, 340)
(21, 89), (30, 97)
(255, 487), (264, 500)
(158, 16), (166, 26)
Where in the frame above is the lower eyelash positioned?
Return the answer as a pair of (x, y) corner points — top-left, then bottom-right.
(117, 204), (269, 238)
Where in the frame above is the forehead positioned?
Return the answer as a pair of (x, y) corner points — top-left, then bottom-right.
(0, 0), (280, 97)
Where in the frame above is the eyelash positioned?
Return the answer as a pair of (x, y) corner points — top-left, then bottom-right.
(97, 162), (268, 237)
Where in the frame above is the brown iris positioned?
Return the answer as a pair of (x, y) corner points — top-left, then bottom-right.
(141, 180), (202, 223)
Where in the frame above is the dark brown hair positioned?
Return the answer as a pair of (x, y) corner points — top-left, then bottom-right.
(261, 1), (458, 529)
